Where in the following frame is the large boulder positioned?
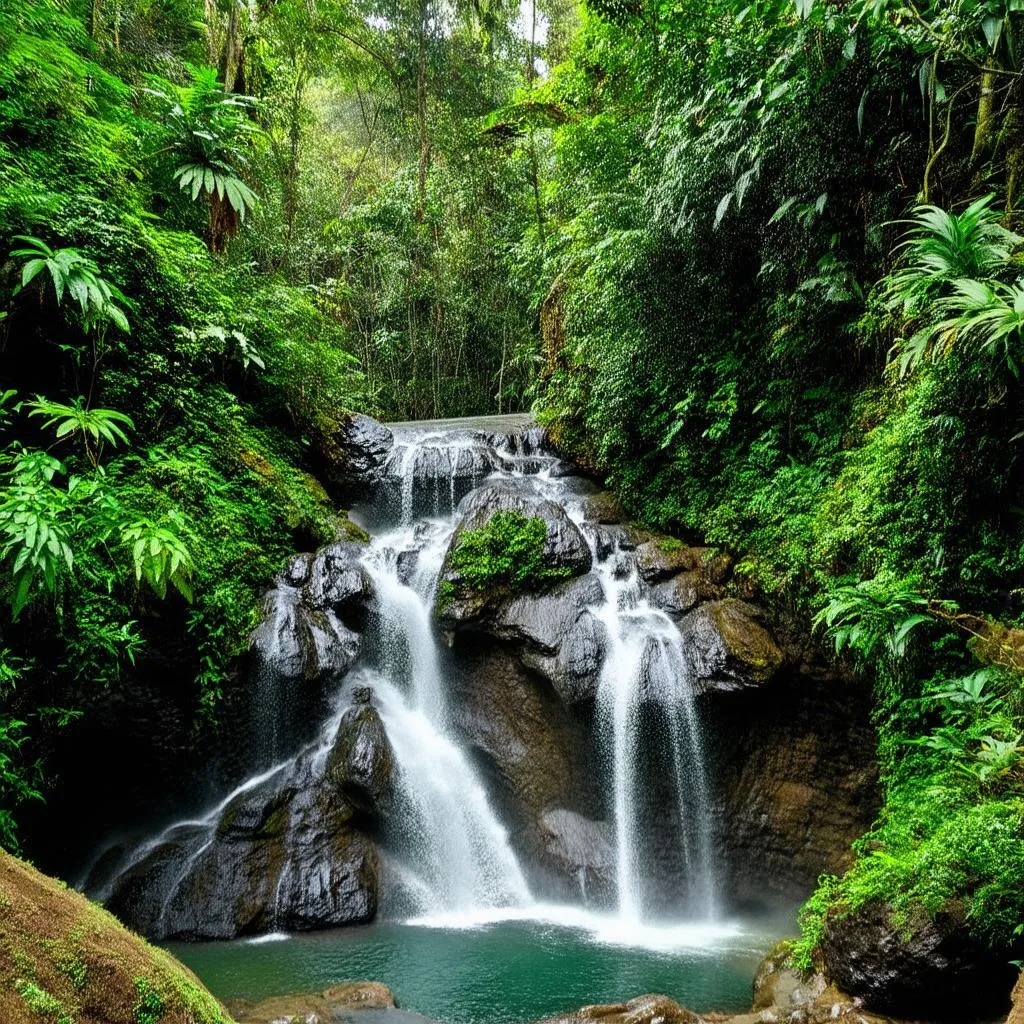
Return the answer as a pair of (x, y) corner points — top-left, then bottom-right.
(102, 690), (385, 940)
(678, 599), (783, 692)
(820, 899), (1017, 1020)
(324, 688), (395, 814)
(0, 852), (232, 1024)
(303, 542), (375, 617)
(437, 480), (593, 627)
(313, 412), (394, 503)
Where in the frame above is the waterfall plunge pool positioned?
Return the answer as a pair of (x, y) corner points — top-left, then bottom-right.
(167, 909), (792, 1023)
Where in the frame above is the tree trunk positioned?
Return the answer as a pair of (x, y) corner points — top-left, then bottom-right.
(222, 1), (245, 93)
(284, 66), (307, 251)
(204, 0), (219, 65)
(1003, 101), (1024, 228)
(415, 0), (430, 226)
(91, 0), (104, 44)
(972, 67), (999, 167)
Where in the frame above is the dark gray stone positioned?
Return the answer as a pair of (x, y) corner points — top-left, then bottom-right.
(820, 899), (1016, 1020)
(678, 598), (783, 692)
(536, 808), (615, 906)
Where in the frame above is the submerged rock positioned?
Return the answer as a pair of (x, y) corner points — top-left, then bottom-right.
(820, 899), (1017, 1020)
(535, 994), (704, 1024)
(229, 981), (397, 1024)
(678, 598), (783, 692)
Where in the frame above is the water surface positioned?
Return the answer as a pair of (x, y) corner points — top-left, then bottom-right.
(169, 911), (786, 1024)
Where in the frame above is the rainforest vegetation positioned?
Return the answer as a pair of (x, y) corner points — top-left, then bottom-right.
(2, 0), (1024, 981)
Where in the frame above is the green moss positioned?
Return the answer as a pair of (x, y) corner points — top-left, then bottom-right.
(15, 979), (74, 1024)
(446, 511), (575, 596)
(41, 929), (87, 990)
(133, 976), (164, 1024)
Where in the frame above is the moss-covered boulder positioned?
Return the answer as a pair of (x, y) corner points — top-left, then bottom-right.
(0, 851), (232, 1024)
(311, 412), (394, 504)
(678, 598), (783, 692)
(436, 480), (592, 626)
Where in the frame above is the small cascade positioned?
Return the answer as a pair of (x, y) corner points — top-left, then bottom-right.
(371, 674), (532, 912)
(587, 556), (718, 922)
(358, 521), (532, 912)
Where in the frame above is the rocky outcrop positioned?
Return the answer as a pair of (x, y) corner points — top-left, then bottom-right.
(0, 852), (231, 1024)
(819, 899), (1017, 1020)
(248, 541), (373, 759)
(679, 599), (783, 693)
(98, 680), (393, 939)
(228, 982), (397, 1024)
(445, 635), (606, 902)
(325, 687), (395, 815)
(708, 671), (879, 904)
(312, 412), (394, 503)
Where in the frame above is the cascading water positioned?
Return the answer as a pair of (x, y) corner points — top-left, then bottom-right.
(357, 517), (531, 913)
(87, 414), (727, 943)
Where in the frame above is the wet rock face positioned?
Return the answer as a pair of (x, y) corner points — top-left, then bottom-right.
(709, 673), (879, 905)
(99, 686), (390, 940)
(679, 599), (784, 693)
(325, 689), (395, 815)
(820, 900), (1017, 1020)
(445, 635), (605, 902)
(436, 479), (594, 628)
(536, 808), (615, 904)
(313, 412), (394, 503)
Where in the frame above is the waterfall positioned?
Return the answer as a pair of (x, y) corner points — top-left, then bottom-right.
(358, 518), (532, 913)
(88, 414), (724, 940)
(587, 558), (718, 922)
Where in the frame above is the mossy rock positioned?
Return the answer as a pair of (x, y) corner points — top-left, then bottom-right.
(0, 851), (233, 1024)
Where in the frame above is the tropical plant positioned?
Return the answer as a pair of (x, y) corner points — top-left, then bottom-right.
(0, 450), (79, 618)
(27, 398), (134, 466)
(147, 68), (259, 251)
(10, 236), (130, 332)
(121, 518), (195, 601)
(0, 650), (41, 852)
(898, 278), (1024, 377)
(814, 577), (934, 665)
(882, 198), (1020, 316)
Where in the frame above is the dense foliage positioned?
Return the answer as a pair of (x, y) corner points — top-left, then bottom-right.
(3, 0), (1024, 986)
